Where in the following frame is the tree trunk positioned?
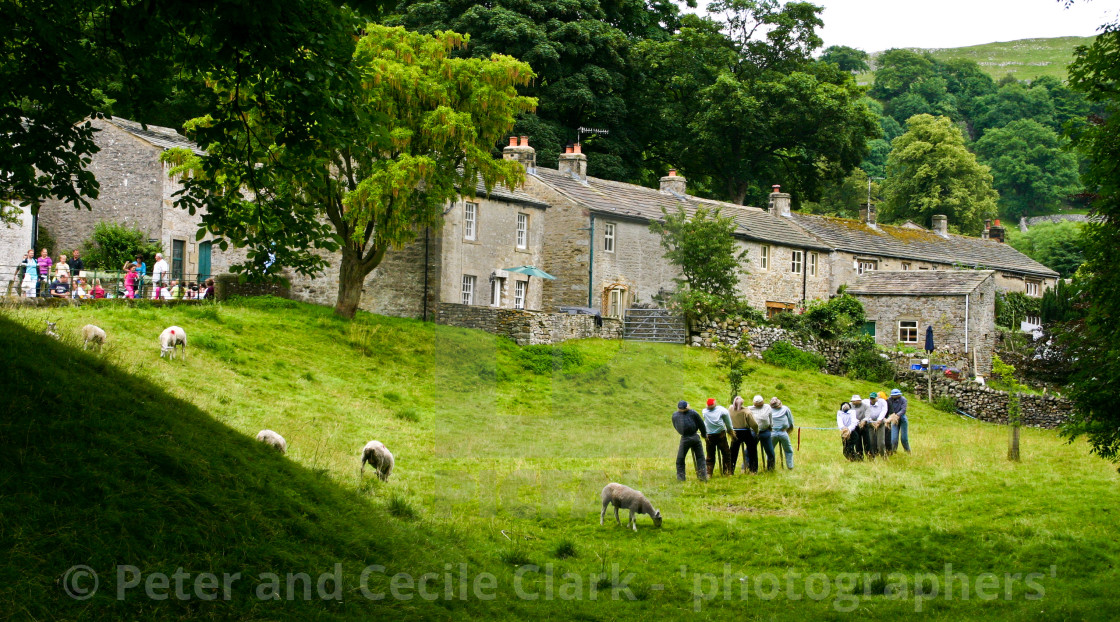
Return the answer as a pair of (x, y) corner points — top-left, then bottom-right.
(1007, 424), (1020, 462)
(334, 248), (366, 319)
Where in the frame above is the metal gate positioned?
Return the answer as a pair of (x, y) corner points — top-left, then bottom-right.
(622, 309), (687, 343)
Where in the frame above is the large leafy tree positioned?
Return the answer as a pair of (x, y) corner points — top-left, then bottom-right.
(880, 114), (998, 234)
(170, 25), (536, 318)
(632, 1), (879, 206)
(819, 45), (870, 73)
(974, 119), (1080, 219)
(971, 82), (1058, 139)
(1006, 221), (1085, 278)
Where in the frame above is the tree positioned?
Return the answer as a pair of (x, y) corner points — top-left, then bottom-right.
(650, 206), (748, 300)
(170, 25), (536, 318)
(819, 45), (869, 73)
(880, 114), (998, 234)
(1061, 23), (1120, 467)
(79, 222), (163, 270)
(971, 82), (1057, 139)
(869, 49), (936, 101)
(973, 119), (1080, 219)
(1006, 221), (1086, 278)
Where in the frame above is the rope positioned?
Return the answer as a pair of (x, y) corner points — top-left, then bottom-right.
(955, 409), (978, 420)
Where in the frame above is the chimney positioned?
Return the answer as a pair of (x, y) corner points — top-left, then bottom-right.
(768, 184), (791, 218)
(558, 142), (587, 182)
(989, 218), (1005, 243)
(502, 135), (536, 171)
(859, 202), (877, 227)
(982, 219), (991, 240)
(932, 214), (948, 237)
(659, 168), (687, 195)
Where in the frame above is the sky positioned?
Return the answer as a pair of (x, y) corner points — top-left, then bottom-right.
(686, 0), (1116, 53)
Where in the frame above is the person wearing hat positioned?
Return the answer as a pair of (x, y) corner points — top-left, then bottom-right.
(747, 395), (775, 470)
(836, 401), (860, 461)
(886, 388), (910, 454)
(701, 398), (736, 477)
(866, 392), (889, 458)
(849, 395), (870, 460)
(728, 396), (759, 474)
(672, 400), (708, 481)
(768, 397), (796, 469)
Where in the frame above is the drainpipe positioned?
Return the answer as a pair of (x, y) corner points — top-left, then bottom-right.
(964, 293), (970, 354)
(422, 226), (430, 321)
(587, 213), (595, 308)
(801, 248), (808, 306)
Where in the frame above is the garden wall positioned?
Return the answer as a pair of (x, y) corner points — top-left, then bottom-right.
(895, 370), (1070, 429)
(437, 302), (622, 346)
(690, 320), (855, 373)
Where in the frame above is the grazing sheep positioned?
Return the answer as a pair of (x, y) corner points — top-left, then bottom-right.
(159, 326), (187, 360)
(600, 483), (662, 531)
(81, 324), (106, 351)
(256, 429), (287, 454)
(360, 440), (394, 481)
(44, 320), (60, 340)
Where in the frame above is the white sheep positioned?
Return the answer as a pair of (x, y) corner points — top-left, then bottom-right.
(600, 483), (662, 531)
(159, 326), (187, 360)
(256, 429), (287, 454)
(81, 324), (106, 351)
(360, 440), (394, 481)
(44, 320), (60, 340)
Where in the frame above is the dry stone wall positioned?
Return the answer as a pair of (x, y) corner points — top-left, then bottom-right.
(690, 320), (854, 373)
(895, 370), (1070, 429)
(436, 302), (621, 345)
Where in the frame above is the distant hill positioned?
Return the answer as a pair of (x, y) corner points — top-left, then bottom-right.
(855, 35), (1097, 85)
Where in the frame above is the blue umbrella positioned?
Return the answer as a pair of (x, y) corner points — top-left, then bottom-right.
(503, 265), (557, 280)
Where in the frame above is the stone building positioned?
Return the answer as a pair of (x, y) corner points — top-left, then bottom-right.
(506, 141), (832, 317)
(846, 270), (997, 375)
(35, 117), (232, 281)
(0, 203), (35, 293)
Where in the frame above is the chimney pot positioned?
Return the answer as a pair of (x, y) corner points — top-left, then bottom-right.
(768, 187), (792, 218)
(668, 169), (677, 177)
(509, 136), (518, 147)
(772, 184), (781, 192)
(660, 170), (687, 194)
(519, 135), (528, 147)
(558, 144), (588, 181)
(994, 219), (1001, 227)
(573, 143), (582, 154)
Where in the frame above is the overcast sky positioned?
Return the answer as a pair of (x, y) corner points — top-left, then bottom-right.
(686, 0), (1116, 53)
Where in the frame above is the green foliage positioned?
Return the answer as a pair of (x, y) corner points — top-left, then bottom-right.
(991, 352), (1017, 383)
(820, 45), (870, 73)
(553, 539), (577, 559)
(650, 206), (748, 300)
(394, 408), (420, 423)
(1040, 277), (1083, 324)
(933, 395), (958, 413)
(762, 340), (826, 372)
(841, 335), (896, 383)
(717, 343), (755, 403)
(664, 288), (764, 325)
(1006, 221), (1086, 278)
(974, 119), (1080, 219)
(971, 82), (1058, 139)
(880, 114), (999, 234)
(995, 291), (1041, 329)
(517, 345), (585, 375)
(801, 168), (881, 218)
(803, 294), (866, 340)
(386, 494), (417, 520)
(79, 222), (163, 270)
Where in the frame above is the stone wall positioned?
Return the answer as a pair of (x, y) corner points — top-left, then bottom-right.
(436, 302), (622, 345)
(895, 370), (1070, 429)
(527, 176), (594, 311)
(690, 321), (854, 373)
(214, 273), (290, 301)
(1, 203), (34, 295)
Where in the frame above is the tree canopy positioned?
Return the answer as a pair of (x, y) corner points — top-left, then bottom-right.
(973, 119), (1080, 219)
(819, 45), (870, 73)
(880, 114), (998, 234)
(1006, 221), (1085, 278)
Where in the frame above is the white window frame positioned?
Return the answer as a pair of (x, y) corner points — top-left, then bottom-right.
(902, 262), (912, 271)
(791, 250), (803, 275)
(809, 252), (818, 277)
(516, 213), (528, 249)
(1025, 315), (1041, 326)
(461, 275), (476, 305)
(898, 320), (919, 344)
(463, 202), (478, 241)
(603, 222), (615, 253)
(514, 280), (526, 310)
(1026, 280), (1040, 297)
(857, 259), (878, 275)
(490, 277), (503, 307)
(608, 288), (626, 318)
(760, 245), (770, 270)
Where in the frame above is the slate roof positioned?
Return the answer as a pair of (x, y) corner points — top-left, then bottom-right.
(846, 270), (995, 296)
(531, 167), (831, 251)
(105, 117), (205, 155)
(790, 213), (1058, 278)
(469, 178), (550, 209)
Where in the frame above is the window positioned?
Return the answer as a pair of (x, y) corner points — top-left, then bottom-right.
(857, 259), (878, 275)
(514, 280), (526, 310)
(898, 320), (919, 344)
(490, 277), (503, 307)
(862, 321), (876, 337)
(172, 239), (185, 281)
(463, 202), (478, 241)
(516, 213), (528, 249)
(902, 262), (912, 270)
(461, 275), (476, 305)
(603, 222), (615, 253)
(760, 245), (770, 270)
(809, 252), (818, 277)
(608, 288), (626, 318)
(1025, 315), (1041, 326)
(1026, 280), (1040, 297)
(791, 250), (803, 274)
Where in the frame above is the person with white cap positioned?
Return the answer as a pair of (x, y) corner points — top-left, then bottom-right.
(151, 252), (169, 299)
(886, 388), (910, 454)
(747, 395), (775, 471)
(849, 394), (870, 460)
(768, 397), (796, 469)
(836, 401), (860, 461)
(701, 398), (736, 477)
(866, 392), (889, 458)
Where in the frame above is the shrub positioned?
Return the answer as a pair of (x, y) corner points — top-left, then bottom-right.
(79, 221), (163, 270)
(933, 395), (958, 413)
(769, 310), (807, 334)
(803, 294), (866, 339)
(761, 341), (826, 371)
(517, 344), (584, 374)
(842, 336), (896, 383)
(995, 291), (1040, 329)
(665, 288), (764, 325)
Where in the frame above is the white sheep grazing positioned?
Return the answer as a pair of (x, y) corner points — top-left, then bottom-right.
(600, 483), (662, 532)
(159, 326), (187, 360)
(256, 429), (287, 454)
(360, 440), (394, 482)
(81, 324), (106, 351)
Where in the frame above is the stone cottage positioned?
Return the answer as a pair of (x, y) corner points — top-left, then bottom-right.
(505, 140), (833, 318)
(846, 270), (997, 375)
(1, 202), (35, 294)
(35, 117), (232, 282)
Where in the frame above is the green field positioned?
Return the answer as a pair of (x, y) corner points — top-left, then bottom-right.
(856, 35), (1098, 84)
(2, 298), (1118, 620)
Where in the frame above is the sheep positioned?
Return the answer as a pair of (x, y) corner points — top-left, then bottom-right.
(81, 324), (106, 351)
(43, 320), (60, 340)
(600, 483), (662, 532)
(360, 440), (394, 482)
(159, 326), (187, 360)
(256, 429), (287, 454)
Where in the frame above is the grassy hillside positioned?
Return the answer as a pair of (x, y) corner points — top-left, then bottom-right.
(2, 298), (1119, 619)
(856, 35), (1097, 84)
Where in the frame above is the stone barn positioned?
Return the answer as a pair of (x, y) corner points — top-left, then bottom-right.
(847, 270), (997, 376)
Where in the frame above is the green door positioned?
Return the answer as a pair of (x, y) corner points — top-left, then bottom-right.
(198, 241), (212, 282)
(862, 321), (876, 337)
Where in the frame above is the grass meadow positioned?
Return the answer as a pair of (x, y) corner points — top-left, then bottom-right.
(1, 297), (1117, 620)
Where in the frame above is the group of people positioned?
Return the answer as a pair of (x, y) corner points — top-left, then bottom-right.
(671, 389), (912, 480)
(672, 395), (796, 481)
(836, 390), (910, 461)
(13, 249), (213, 300)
